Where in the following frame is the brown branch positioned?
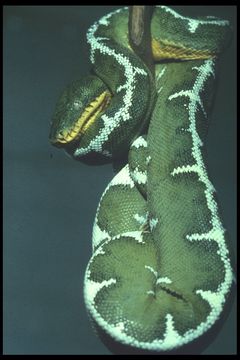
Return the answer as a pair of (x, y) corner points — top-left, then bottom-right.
(128, 6), (155, 77)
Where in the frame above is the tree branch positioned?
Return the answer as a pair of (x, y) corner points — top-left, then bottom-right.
(128, 6), (155, 77)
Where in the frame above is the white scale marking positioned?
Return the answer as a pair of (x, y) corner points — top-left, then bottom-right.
(171, 164), (200, 176)
(146, 155), (151, 164)
(156, 66), (166, 93)
(156, 66), (166, 81)
(156, 277), (172, 285)
(162, 314), (182, 347)
(186, 228), (226, 242)
(85, 278), (116, 302)
(110, 164), (134, 188)
(149, 217), (159, 231)
(169, 89), (206, 117)
(159, 6), (229, 33)
(145, 265), (158, 278)
(74, 10), (147, 157)
(114, 321), (125, 334)
(92, 164), (134, 251)
(83, 7), (232, 353)
(113, 231), (144, 243)
(168, 59), (233, 342)
(133, 213), (148, 225)
(156, 66), (166, 94)
(145, 265), (172, 284)
(131, 136), (147, 148)
(92, 221), (111, 250)
(131, 167), (147, 184)
(147, 290), (155, 296)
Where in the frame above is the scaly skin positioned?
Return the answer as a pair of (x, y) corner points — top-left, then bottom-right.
(49, 6), (233, 352)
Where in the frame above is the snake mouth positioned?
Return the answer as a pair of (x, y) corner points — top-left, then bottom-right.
(50, 90), (112, 146)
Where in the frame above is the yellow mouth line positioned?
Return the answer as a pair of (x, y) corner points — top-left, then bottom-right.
(56, 90), (112, 144)
(151, 38), (215, 60)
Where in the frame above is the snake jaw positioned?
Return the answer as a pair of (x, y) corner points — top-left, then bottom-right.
(50, 90), (112, 146)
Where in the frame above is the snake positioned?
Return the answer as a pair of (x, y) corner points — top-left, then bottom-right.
(49, 6), (234, 352)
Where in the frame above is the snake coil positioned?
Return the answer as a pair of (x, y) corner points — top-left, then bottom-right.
(50, 6), (234, 352)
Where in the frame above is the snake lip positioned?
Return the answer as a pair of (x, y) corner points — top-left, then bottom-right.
(50, 90), (112, 146)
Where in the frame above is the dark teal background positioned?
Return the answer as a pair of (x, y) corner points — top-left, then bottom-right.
(3, 6), (236, 355)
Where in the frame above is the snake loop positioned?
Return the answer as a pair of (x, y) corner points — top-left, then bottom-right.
(49, 6), (233, 352)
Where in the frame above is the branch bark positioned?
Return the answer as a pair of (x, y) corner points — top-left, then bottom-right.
(128, 6), (155, 77)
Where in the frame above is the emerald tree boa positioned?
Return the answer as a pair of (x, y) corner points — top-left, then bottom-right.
(49, 6), (234, 352)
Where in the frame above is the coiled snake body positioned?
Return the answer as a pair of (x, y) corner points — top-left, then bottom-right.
(50, 6), (233, 352)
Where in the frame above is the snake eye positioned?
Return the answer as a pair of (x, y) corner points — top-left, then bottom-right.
(50, 90), (112, 146)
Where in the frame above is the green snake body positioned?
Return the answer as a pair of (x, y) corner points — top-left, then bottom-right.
(50, 6), (233, 352)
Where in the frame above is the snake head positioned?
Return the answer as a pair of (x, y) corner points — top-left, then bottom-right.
(49, 75), (112, 151)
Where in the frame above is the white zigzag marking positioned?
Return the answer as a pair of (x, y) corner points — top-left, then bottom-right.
(156, 66), (166, 81)
(196, 290), (225, 314)
(146, 155), (151, 164)
(110, 164), (134, 188)
(168, 60), (223, 233)
(168, 89), (206, 117)
(84, 8), (232, 353)
(156, 277), (172, 285)
(92, 164), (134, 251)
(147, 290), (155, 295)
(131, 167), (147, 184)
(171, 164), (200, 176)
(113, 231), (144, 243)
(133, 213), (148, 225)
(131, 136), (147, 148)
(85, 277), (116, 302)
(162, 314), (182, 346)
(145, 265), (158, 278)
(114, 321), (125, 335)
(156, 66), (166, 93)
(159, 6), (229, 33)
(186, 228), (225, 242)
(74, 10), (147, 157)
(145, 265), (172, 284)
(149, 217), (159, 231)
(92, 221), (111, 250)
(168, 58), (232, 335)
